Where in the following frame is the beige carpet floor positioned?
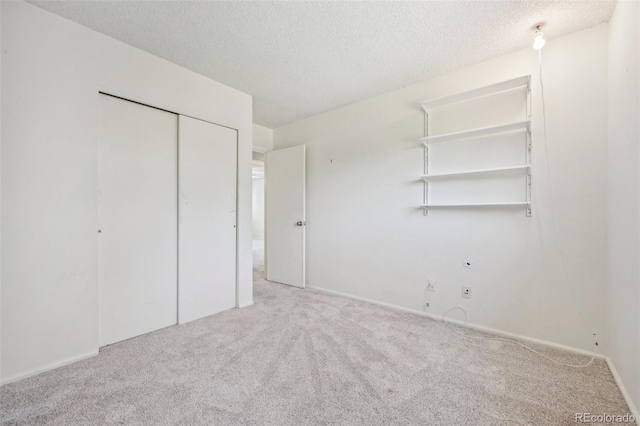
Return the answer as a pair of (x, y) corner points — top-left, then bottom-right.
(0, 243), (631, 425)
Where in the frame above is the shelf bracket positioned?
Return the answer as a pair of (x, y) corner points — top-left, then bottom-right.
(423, 111), (429, 216)
(525, 85), (533, 217)
(419, 75), (532, 217)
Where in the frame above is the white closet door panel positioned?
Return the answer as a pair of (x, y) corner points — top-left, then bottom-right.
(178, 115), (237, 324)
(98, 94), (178, 347)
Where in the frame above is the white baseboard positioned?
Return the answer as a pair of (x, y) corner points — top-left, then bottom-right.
(605, 357), (640, 424)
(2, 288), (636, 423)
(2, 302), (253, 385)
(1, 350), (99, 386)
(307, 285), (640, 421)
(307, 285), (604, 359)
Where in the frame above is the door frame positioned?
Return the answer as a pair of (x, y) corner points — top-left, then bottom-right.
(97, 91), (241, 341)
(252, 148), (268, 277)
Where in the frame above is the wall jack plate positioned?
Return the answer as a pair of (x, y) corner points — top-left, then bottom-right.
(427, 279), (436, 292)
(462, 286), (472, 299)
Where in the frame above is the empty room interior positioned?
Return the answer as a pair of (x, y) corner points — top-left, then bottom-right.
(1, 0), (639, 424)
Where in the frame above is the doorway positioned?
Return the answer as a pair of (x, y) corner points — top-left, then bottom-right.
(252, 151), (266, 277)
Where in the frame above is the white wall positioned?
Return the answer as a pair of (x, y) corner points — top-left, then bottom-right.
(274, 24), (609, 353)
(253, 179), (265, 240)
(606, 0), (640, 414)
(1, 1), (253, 383)
(0, 0), (3, 380)
(253, 123), (273, 152)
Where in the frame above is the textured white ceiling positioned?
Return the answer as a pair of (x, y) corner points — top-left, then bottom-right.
(28, 1), (616, 128)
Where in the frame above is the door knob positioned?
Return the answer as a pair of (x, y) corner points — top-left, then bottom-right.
(296, 221), (305, 226)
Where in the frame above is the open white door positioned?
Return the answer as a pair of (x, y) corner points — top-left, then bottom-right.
(265, 145), (306, 288)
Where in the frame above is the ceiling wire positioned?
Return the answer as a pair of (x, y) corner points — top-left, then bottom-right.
(439, 40), (599, 369)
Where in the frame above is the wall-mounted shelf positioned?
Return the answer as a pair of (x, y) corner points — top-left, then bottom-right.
(420, 120), (530, 145)
(419, 76), (532, 216)
(423, 201), (531, 208)
(421, 165), (530, 180)
(420, 76), (530, 112)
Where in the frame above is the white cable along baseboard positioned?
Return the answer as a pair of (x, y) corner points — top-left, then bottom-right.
(307, 285), (601, 358)
(306, 285), (638, 423)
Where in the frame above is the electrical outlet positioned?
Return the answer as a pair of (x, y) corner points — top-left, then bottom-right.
(427, 279), (436, 292)
(462, 285), (472, 299)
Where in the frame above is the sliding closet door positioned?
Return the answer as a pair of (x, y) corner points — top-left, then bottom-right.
(178, 116), (237, 324)
(98, 94), (178, 347)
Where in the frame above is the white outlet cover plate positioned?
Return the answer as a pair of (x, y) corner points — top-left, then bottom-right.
(462, 286), (472, 299)
(428, 279), (436, 291)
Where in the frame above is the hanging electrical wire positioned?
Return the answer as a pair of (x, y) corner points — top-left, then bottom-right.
(442, 307), (597, 368)
(439, 26), (599, 369)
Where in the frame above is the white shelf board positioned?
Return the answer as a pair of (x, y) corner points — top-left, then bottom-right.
(423, 201), (530, 208)
(420, 76), (530, 111)
(420, 120), (530, 145)
(422, 165), (530, 179)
